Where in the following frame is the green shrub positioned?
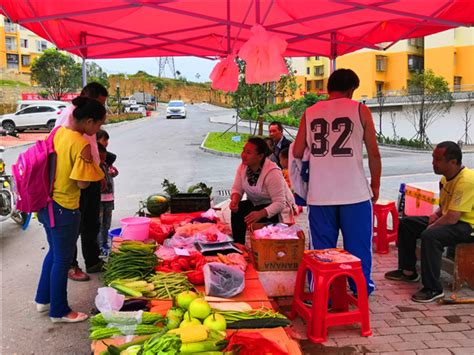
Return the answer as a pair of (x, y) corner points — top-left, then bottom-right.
(288, 93), (327, 119)
(106, 113), (142, 123)
(377, 135), (426, 149)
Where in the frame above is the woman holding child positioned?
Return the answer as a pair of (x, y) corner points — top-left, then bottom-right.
(35, 96), (105, 323)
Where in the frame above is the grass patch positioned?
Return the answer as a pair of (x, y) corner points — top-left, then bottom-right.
(0, 80), (29, 87)
(203, 132), (256, 154)
(106, 113), (142, 123)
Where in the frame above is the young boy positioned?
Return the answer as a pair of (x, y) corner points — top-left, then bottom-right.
(97, 139), (118, 256)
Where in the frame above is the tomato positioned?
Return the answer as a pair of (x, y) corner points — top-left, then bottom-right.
(177, 258), (190, 271)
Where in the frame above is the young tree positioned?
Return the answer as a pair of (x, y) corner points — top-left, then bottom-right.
(460, 91), (474, 145)
(229, 58), (298, 136)
(404, 69), (453, 146)
(31, 49), (82, 100)
(87, 62), (109, 88)
(376, 90), (387, 137)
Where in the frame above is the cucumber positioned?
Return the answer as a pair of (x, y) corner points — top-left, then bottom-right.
(109, 282), (143, 297)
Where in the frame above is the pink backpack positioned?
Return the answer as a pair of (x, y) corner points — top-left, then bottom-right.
(12, 126), (60, 227)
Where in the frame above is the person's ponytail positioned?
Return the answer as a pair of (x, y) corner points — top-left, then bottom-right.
(72, 96), (106, 122)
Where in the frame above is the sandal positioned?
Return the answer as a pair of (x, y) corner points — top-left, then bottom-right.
(50, 311), (88, 323)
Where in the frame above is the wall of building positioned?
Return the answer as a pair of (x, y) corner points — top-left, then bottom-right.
(370, 100), (472, 144)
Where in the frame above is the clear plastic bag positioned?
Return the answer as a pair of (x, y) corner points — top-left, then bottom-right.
(95, 287), (125, 313)
(203, 262), (245, 298)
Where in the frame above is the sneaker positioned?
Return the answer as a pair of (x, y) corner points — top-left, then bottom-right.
(411, 288), (444, 303)
(67, 267), (90, 282)
(384, 269), (420, 282)
(36, 303), (50, 313)
(86, 260), (104, 274)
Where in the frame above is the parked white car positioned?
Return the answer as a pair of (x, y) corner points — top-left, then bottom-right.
(16, 100), (65, 112)
(125, 104), (146, 115)
(121, 96), (137, 106)
(0, 103), (68, 132)
(166, 100), (186, 119)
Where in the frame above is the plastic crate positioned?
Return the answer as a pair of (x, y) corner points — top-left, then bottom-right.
(169, 193), (211, 213)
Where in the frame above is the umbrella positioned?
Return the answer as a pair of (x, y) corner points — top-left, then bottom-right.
(1, 0), (472, 60)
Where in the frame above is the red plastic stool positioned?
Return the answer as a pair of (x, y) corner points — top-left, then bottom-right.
(373, 199), (399, 254)
(289, 249), (372, 343)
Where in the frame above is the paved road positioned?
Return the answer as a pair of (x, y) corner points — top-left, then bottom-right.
(1, 103), (473, 354)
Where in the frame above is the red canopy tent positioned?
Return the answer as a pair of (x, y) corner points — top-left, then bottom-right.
(1, 0), (473, 61)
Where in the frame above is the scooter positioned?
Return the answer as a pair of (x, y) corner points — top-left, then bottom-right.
(0, 131), (29, 226)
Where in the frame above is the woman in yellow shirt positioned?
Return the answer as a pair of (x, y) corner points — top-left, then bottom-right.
(35, 96), (105, 323)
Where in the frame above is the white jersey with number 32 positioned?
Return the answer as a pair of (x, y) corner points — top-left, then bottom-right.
(304, 97), (372, 205)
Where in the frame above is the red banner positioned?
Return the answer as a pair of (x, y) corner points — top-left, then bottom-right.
(21, 93), (80, 101)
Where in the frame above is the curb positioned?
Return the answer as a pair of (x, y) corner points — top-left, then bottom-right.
(199, 132), (240, 158)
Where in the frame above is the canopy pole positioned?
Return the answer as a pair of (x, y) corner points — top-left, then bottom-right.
(330, 32), (337, 73)
(226, 0), (231, 53)
(82, 58), (87, 87)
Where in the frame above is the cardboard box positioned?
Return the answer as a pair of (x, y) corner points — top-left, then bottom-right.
(251, 230), (305, 271)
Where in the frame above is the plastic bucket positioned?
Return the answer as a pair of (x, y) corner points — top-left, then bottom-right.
(120, 217), (151, 241)
(108, 228), (122, 239)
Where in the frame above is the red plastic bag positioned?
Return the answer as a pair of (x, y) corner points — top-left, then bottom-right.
(224, 333), (288, 355)
(210, 54), (240, 92)
(148, 222), (173, 244)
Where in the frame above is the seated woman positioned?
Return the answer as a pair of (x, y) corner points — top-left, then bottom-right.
(230, 137), (296, 244)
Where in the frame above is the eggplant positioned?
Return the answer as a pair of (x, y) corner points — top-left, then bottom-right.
(119, 298), (149, 311)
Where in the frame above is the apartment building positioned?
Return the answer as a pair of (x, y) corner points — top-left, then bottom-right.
(0, 16), (54, 76)
(303, 27), (473, 100)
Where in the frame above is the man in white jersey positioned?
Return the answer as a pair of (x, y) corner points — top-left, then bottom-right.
(293, 69), (381, 295)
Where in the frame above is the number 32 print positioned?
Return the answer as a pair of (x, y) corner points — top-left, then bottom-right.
(310, 117), (354, 157)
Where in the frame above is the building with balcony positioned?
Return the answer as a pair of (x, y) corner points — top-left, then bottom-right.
(303, 28), (473, 100)
(0, 15), (80, 79)
(304, 56), (330, 95)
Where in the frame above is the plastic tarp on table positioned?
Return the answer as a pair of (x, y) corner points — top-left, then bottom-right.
(1, 0), (473, 60)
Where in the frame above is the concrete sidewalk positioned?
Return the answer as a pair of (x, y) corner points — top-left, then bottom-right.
(275, 211), (474, 354)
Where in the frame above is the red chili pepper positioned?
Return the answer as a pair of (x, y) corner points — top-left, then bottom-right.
(187, 270), (205, 285)
(155, 266), (174, 272)
(177, 258), (190, 271)
(170, 261), (182, 272)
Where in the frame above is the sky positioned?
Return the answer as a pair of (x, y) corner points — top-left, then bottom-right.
(93, 57), (216, 83)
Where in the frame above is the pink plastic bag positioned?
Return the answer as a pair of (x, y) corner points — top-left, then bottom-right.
(210, 55), (240, 92)
(238, 25), (288, 84)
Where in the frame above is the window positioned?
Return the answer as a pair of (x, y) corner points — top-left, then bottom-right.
(5, 37), (17, 51)
(454, 76), (462, 92)
(36, 40), (48, 52)
(376, 55), (387, 72)
(37, 106), (56, 113)
(18, 106), (55, 115)
(306, 80), (312, 91)
(306, 67), (310, 75)
(315, 80), (324, 90)
(408, 55), (424, 72)
(4, 18), (16, 33)
(6, 53), (19, 70)
(314, 65), (324, 76)
(408, 37), (424, 48)
(20, 39), (28, 48)
(376, 82), (384, 94)
(21, 55), (30, 67)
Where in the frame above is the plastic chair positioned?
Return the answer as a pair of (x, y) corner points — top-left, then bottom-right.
(373, 200), (399, 254)
(289, 249), (372, 343)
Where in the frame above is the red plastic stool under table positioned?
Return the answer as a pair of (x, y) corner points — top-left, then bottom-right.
(373, 199), (399, 254)
(290, 249), (372, 343)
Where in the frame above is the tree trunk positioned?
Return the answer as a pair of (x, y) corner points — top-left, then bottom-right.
(258, 115), (264, 136)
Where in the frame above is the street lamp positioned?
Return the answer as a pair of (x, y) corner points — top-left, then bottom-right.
(116, 81), (121, 114)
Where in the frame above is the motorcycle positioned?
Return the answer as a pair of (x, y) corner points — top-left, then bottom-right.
(0, 131), (29, 226)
